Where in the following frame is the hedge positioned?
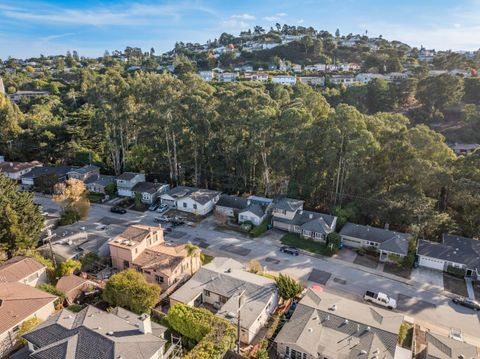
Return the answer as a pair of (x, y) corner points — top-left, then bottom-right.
(167, 303), (236, 359)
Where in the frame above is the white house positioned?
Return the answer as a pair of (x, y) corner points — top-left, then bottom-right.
(132, 181), (170, 204)
(170, 257), (278, 345)
(219, 72), (238, 82)
(329, 74), (357, 86)
(0, 256), (48, 287)
(0, 158), (42, 181)
(161, 186), (221, 215)
(272, 75), (297, 86)
(355, 73), (387, 84)
(198, 71), (214, 81)
(115, 172), (146, 197)
(298, 76), (325, 86)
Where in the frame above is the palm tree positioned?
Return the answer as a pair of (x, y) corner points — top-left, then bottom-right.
(185, 243), (200, 275)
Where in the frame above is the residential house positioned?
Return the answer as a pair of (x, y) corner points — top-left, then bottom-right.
(116, 172), (146, 197)
(298, 76), (325, 86)
(0, 158), (42, 181)
(67, 164), (100, 182)
(274, 287), (404, 359)
(8, 90), (49, 103)
(219, 72), (238, 82)
(386, 72), (409, 82)
(161, 186), (221, 215)
(198, 70), (214, 81)
(109, 225), (201, 291)
(418, 47), (435, 62)
(329, 74), (357, 86)
(252, 72), (269, 81)
(0, 256), (48, 287)
(55, 274), (100, 305)
(0, 283), (57, 358)
(132, 181), (170, 204)
(339, 223), (411, 261)
(215, 194), (272, 225)
(170, 257), (278, 344)
(449, 69), (472, 78)
(417, 234), (480, 279)
(20, 306), (169, 359)
(448, 142), (480, 155)
(355, 73), (387, 84)
(291, 64), (302, 72)
(20, 165), (77, 189)
(305, 63), (327, 72)
(423, 331), (480, 359)
(85, 174), (116, 194)
(272, 75), (297, 86)
(272, 198), (337, 241)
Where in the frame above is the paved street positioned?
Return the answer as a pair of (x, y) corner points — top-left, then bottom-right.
(34, 196), (480, 345)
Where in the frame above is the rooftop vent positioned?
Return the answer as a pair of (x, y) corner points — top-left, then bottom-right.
(366, 326), (371, 332)
(226, 312), (236, 319)
(308, 328), (313, 332)
(343, 319), (349, 325)
(107, 331), (114, 336)
(329, 304), (337, 311)
(360, 350), (367, 355)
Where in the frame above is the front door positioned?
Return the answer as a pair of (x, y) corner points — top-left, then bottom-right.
(466, 269), (473, 277)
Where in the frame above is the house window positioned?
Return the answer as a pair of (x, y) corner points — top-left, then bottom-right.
(193, 204), (197, 210)
(12, 325), (20, 333)
(183, 202), (187, 208)
(123, 260), (129, 269)
(204, 290), (210, 297)
(219, 295), (228, 304)
(286, 347), (290, 356)
(155, 275), (164, 283)
(135, 265), (142, 272)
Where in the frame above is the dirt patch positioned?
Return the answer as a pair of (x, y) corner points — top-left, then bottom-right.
(383, 262), (411, 279)
(354, 254), (379, 269)
(443, 274), (468, 297)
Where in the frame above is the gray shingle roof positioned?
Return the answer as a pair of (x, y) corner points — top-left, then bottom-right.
(273, 197), (304, 212)
(84, 175), (116, 186)
(275, 289), (403, 359)
(116, 172), (141, 181)
(68, 165), (99, 175)
(340, 223), (410, 255)
(216, 194), (248, 210)
(23, 305), (167, 359)
(132, 181), (165, 194)
(425, 331), (480, 359)
(239, 203), (265, 218)
(417, 234), (480, 270)
(274, 209), (337, 233)
(21, 166), (78, 179)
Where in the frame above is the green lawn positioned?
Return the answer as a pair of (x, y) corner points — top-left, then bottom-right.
(201, 253), (214, 265)
(280, 233), (331, 256)
(250, 216), (272, 238)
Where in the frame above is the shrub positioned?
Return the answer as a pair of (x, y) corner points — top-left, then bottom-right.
(398, 322), (413, 349)
(247, 259), (262, 274)
(200, 253), (214, 265)
(58, 208), (81, 226)
(446, 265), (466, 278)
(250, 217), (271, 237)
(38, 283), (65, 306)
(67, 304), (84, 313)
(402, 237), (417, 269)
(16, 317), (42, 346)
(104, 182), (117, 197)
(167, 303), (236, 359)
(275, 273), (303, 300)
(326, 232), (342, 255)
(57, 259), (82, 277)
(241, 221), (253, 232)
(102, 269), (161, 314)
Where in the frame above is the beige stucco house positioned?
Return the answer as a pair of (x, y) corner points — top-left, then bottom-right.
(109, 225), (201, 291)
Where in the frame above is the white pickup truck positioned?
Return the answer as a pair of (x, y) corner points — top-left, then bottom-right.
(364, 291), (397, 310)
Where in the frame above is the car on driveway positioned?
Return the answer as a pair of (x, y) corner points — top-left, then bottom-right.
(452, 297), (480, 311)
(148, 202), (159, 211)
(156, 204), (169, 213)
(110, 206), (127, 214)
(280, 246), (299, 256)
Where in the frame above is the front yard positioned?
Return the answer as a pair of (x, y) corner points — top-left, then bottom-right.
(383, 262), (412, 279)
(443, 274), (468, 297)
(353, 253), (379, 269)
(280, 233), (331, 256)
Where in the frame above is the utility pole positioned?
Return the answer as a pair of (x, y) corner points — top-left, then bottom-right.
(236, 290), (246, 354)
(44, 229), (57, 269)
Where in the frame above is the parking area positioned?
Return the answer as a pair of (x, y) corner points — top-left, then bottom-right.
(410, 267), (444, 288)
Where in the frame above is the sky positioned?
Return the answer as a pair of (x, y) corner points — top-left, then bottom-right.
(0, 0), (480, 58)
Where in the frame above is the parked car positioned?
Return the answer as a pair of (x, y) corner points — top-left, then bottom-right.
(148, 202), (159, 211)
(110, 206), (127, 214)
(156, 204), (169, 213)
(452, 297), (480, 311)
(154, 215), (170, 223)
(364, 291), (397, 310)
(280, 246), (299, 256)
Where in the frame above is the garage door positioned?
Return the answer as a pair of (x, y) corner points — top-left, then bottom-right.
(419, 256), (444, 270)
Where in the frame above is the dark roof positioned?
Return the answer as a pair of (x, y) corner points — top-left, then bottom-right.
(21, 166), (78, 179)
(273, 197), (304, 212)
(217, 194), (248, 210)
(67, 165), (99, 175)
(274, 210), (337, 233)
(84, 174), (116, 186)
(132, 181), (165, 194)
(165, 186), (220, 204)
(116, 172), (141, 181)
(164, 186), (197, 198)
(23, 305), (167, 359)
(340, 223), (410, 255)
(240, 203), (265, 218)
(417, 234), (480, 270)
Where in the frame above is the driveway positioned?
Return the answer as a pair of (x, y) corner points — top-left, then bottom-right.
(411, 268), (444, 289)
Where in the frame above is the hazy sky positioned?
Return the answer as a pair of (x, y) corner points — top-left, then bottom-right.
(1, 0), (479, 58)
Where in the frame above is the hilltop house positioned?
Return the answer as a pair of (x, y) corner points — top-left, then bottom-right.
(67, 165), (100, 182)
(274, 287), (404, 359)
(0, 157), (42, 181)
(19, 306), (169, 359)
(161, 186), (221, 215)
(272, 198), (337, 241)
(116, 172), (146, 197)
(417, 234), (480, 279)
(170, 257), (278, 344)
(339, 223), (411, 261)
(0, 283), (57, 358)
(272, 75), (297, 86)
(109, 225), (201, 291)
(0, 256), (48, 287)
(329, 74), (357, 86)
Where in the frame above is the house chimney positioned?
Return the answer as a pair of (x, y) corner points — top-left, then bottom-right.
(247, 200), (251, 206)
(138, 314), (152, 334)
(309, 213), (313, 219)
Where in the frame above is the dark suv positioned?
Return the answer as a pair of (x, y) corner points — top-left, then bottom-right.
(110, 206), (127, 214)
(452, 297), (480, 311)
(280, 246), (299, 256)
